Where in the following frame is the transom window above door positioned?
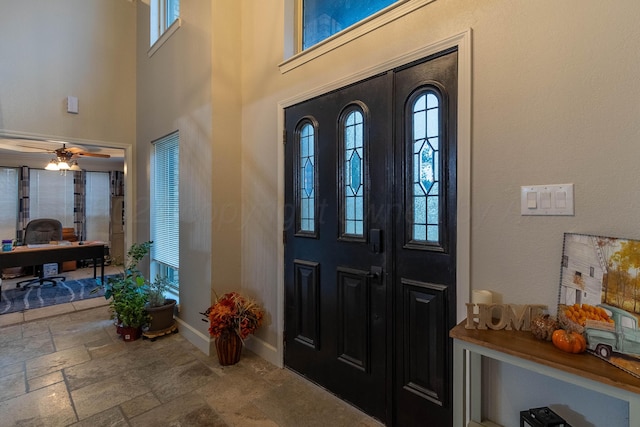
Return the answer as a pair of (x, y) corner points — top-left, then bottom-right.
(281, 0), (438, 72)
(301, 0), (400, 50)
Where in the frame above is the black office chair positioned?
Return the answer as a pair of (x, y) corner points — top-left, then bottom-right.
(16, 218), (67, 289)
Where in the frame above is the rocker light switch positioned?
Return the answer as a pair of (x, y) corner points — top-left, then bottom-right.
(521, 184), (574, 216)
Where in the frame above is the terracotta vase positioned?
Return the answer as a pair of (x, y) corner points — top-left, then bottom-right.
(215, 329), (243, 365)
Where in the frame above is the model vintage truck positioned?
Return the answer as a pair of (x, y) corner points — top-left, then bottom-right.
(584, 304), (640, 359)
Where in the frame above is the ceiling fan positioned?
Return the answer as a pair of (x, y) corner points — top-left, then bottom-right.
(0, 137), (111, 159)
(52, 143), (111, 160)
(44, 143), (111, 172)
(0, 136), (113, 172)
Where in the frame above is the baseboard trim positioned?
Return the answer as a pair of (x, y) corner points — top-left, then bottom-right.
(468, 421), (502, 427)
(175, 317), (214, 356)
(244, 335), (282, 368)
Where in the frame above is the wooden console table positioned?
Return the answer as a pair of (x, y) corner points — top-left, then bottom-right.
(0, 242), (106, 298)
(450, 321), (640, 426)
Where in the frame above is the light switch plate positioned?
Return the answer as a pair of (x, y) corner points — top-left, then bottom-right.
(67, 96), (78, 114)
(521, 183), (574, 215)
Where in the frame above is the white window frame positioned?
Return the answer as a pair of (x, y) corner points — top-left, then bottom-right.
(149, 0), (181, 57)
(151, 131), (180, 293)
(280, 0), (436, 73)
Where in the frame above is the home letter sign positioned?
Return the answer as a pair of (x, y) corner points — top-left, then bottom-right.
(465, 303), (547, 331)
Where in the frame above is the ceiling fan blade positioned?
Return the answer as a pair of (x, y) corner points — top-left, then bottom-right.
(74, 151), (111, 158)
(0, 139), (59, 153)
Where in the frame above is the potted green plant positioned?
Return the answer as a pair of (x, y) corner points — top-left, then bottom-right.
(143, 275), (178, 338)
(100, 241), (153, 341)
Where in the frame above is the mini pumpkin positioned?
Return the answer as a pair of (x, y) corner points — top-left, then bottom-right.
(551, 329), (587, 354)
(530, 314), (558, 341)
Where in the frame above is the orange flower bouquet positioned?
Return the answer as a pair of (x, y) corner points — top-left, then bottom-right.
(202, 292), (264, 339)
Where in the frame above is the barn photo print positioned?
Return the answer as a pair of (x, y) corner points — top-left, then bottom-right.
(558, 233), (640, 377)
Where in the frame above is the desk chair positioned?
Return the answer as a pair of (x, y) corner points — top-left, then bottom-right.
(16, 218), (67, 290)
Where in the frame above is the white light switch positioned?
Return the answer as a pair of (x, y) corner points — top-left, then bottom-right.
(556, 191), (567, 208)
(521, 184), (574, 216)
(67, 96), (78, 114)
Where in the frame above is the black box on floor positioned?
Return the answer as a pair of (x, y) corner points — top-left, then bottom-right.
(520, 407), (571, 427)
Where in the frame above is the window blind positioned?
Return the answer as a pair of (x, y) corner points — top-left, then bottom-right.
(0, 167), (19, 240)
(29, 170), (74, 227)
(86, 172), (110, 242)
(152, 132), (179, 270)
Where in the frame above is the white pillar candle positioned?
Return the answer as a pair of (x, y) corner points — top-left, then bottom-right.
(472, 289), (493, 305)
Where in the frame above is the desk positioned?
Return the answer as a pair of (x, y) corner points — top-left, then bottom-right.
(450, 321), (640, 427)
(0, 242), (106, 296)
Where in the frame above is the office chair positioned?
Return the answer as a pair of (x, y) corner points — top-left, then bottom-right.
(16, 218), (67, 289)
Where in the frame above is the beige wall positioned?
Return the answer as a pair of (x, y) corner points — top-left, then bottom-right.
(240, 0), (639, 425)
(135, 0), (243, 353)
(0, 0), (136, 145)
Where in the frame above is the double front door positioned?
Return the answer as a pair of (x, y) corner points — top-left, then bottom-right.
(284, 49), (458, 426)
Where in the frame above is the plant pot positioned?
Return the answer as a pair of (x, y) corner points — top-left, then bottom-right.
(120, 325), (142, 342)
(145, 299), (177, 332)
(215, 329), (243, 366)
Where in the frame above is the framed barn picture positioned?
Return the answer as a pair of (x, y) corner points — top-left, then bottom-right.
(558, 232), (640, 377)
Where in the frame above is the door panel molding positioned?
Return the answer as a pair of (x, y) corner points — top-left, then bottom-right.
(401, 278), (448, 406)
(293, 259), (320, 349)
(337, 266), (372, 372)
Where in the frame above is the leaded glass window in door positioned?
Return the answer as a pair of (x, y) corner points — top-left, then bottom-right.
(411, 91), (441, 244)
(297, 121), (317, 234)
(340, 107), (366, 238)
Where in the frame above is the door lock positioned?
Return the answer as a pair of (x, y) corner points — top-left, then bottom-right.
(369, 229), (382, 253)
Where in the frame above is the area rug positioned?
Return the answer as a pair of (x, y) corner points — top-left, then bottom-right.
(0, 276), (113, 315)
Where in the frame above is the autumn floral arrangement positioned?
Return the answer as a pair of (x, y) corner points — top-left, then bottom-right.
(202, 292), (264, 339)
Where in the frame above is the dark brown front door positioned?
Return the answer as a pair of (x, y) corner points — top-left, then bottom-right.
(284, 49), (458, 426)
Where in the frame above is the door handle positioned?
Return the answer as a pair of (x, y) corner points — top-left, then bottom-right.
(366, 266), (383, 279)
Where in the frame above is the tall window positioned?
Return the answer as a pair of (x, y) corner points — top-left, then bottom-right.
(411, 90), (441, 244)
(29, 170), (74, 228)
(0, 167), (18, 241)
(302, 0), (398, 50)
(340, 107), (366, 238)
(85, 172), (110, 242)
(151, 132), (179, 291)
(150, 0), (180, 47)
(296, 120), (317, 235)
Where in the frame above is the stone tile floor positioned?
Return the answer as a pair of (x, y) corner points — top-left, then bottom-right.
(0, 283), (384, 426)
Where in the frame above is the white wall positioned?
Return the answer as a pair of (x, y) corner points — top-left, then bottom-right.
(239, 0), (640, 425)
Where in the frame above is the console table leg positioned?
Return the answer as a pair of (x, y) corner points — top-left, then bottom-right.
(453, 339), (465, 427)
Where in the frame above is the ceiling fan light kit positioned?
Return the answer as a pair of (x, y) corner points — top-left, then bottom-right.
(45, 144), (86, 172)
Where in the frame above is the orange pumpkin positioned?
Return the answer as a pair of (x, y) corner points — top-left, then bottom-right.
(551, 329), (587, 353)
